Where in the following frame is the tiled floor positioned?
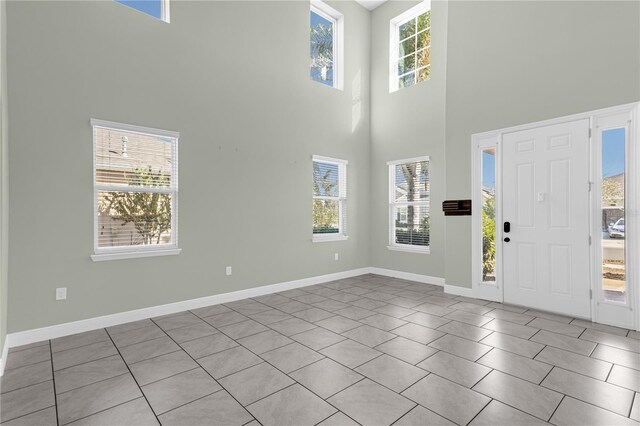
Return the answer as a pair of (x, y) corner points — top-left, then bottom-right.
(2, 274), (639, 425)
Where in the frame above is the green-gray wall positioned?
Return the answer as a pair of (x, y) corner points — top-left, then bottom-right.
(4, 1), (640, 335)
(371, 0), (640, 287)
(6, 0), (371, 333)
(1, 0), (8, 355)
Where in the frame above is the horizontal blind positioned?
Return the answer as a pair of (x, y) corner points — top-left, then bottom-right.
(394, 160), (429, 203)
(95, 126), (176, 190)
(313, 160), (344, 198)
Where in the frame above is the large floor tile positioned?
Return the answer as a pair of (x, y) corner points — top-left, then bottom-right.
(248, 309), (293, 325)
(54, 354), (129, 393)
(580, 329), (640, 353)
(0, 360), (52, 394)
(153, 312), (203, 331)
(484, 308), (534, 325)
(356, 354), (427, 392)
(535, 346), (612, 380)
(607, 364), (640, 392)
(359, 313), (408, 331)
(180, 333), (238, 359)
(482, 331), (545, 358)
(247, 384), (336, 426)
(119, 336), (181, 365)
(412, 302), (453, 317)
(469, 400), (547, 425)
(317, 412), (359, 426)
(269, 317), (318, 336)
(0, 381), (55, 423)
(70, 397), (158, 426)
(290, 327), (346, 351)
(444, 310), (492, 327)
(158, 390), (252, 426)
(51, 330), (110, 353)
(203, 311), (248, 328)
(473, 370), (562, 421)
(374, 304), (416, 318)
(527, 317), (585, 338)
(429, 334), (492, 361)
(478, 348), (552, 383)
(292, 307), (335, 322)
(312, 299), (351, 313)
(482, 318), (538, 339)
(341, 325), (395, 347)
(56, 374), (141, 425)
(197, 346), (263, 379)
(393, 323), (445, 345)
(394, 405), (455, 426)
(403, 312), (451, 329)
(106, 319), (155, 336)
(319, 339), (381, 368)
(570, 319), (629, 336)
(52, 340), (118, 371)
(550, 396), (638, 426)
(237, 330), (293, 354)
(0, 407), (57, 426)
(315, 315), (362, 334)
(3, 345), (51, 370)
(289, 358), (363, 399)
(333, 306), (376, 321)
(437, 321), (492, 342)
(524, 309), (573, 324)
(417, 351), (490, 388)
(164, 322), (218, 343)
(329, 379), (415, 426)
(541, 367), (634, 416)
(129, 350), (198, 386)
(591, 344), (640, 370)
(217, 319), (269, 340)
(232, 302), (273, 316)
(189, 303), (232, 319)
(110, 325), (166, 348)
(402, 374), (489, 425)
(142, 368), (221, 414)
(219, 362), (294, 405)
(261, 342), (324, 373)
(274, 300), (312, 314)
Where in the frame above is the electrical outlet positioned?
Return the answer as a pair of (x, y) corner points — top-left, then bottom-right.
(226, 266), (232, 276)
(334, 253), (339, 261)
(56, 287), (67, 301)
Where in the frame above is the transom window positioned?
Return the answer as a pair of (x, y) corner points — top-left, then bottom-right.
(390, 1), (431, 92)
(92, 119), (179, 261)
(310, 1), (344, 90)
(313, 155), (347, 241)
(115, 0), (170, 22)
(388, 157), (430, 252)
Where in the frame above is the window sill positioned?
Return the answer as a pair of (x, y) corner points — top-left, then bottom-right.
(387, 245), (430, 254)
(312, 234), (348, 243)
(91, 248), (182, 262)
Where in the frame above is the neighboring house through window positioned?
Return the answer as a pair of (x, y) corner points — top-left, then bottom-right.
(390, 1), (431, 92)
(310, 0), (344, 90)
(91, 119), (180, 261)
(313, 155), (348, 241)
(388, 157), (430, 252)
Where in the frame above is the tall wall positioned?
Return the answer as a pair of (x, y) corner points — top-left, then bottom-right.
(1, 0), (8, 356)
(6, 0), (371, 332)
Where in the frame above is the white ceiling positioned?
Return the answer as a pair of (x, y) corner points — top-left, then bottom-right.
(354, 0), (388, 11)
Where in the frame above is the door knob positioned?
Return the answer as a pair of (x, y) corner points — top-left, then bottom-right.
(504, 237), (511, 242)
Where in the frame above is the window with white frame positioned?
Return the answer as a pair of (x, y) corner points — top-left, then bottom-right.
(388, 157), (430, 252)
(92, 119), (179, 261)
(313, 156), (347, 241)
(310, 1), (344, 90)
(115, 0), (170, 22)
(389, 1), (431, 92)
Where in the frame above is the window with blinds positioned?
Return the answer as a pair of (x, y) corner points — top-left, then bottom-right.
(92, 119), (179, 256)
(312, 155), (348, 241)
(388, 157), (430, 252)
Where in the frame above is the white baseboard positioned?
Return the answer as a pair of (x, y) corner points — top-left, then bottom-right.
(5, 267), (371, 350)
(444, 283), (475, 297)
(368, 267), (444, 286)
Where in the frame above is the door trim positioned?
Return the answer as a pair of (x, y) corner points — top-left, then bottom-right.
(471, 102), (640, 330)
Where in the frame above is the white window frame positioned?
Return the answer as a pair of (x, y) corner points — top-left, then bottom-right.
(389, 0), (431, 93)
(91, 119), (180, 261)
(115, 0), (171, 23)
(388, 156), (430, 254)
(312, 155), (348, 242)
(310, 0), (344, 91)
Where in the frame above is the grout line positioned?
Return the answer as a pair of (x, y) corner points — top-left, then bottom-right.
(49, 341), (60, 426)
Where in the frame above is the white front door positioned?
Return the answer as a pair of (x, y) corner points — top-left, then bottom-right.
(502, 119), (591, 318)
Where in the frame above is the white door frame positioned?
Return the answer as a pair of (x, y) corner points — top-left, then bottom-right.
(471, 102), (639, 330)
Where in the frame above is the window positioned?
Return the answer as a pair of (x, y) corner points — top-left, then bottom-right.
(312, 156), (347, 241)
(388, 157), (430, 252)
(115, 0), (170, 22)
(91, 119), (179, 261)
(481, 149), (496, 283)
(310, 1), (343, 90)
(389, 1), (431, 92)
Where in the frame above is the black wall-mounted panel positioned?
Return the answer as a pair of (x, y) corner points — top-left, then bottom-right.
(442, 199), (472, 216)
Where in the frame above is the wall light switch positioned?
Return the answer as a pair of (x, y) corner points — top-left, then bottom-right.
(56, 287), (67, 301)
(226, 266), (232, 276)
(334, 253), (339, 261)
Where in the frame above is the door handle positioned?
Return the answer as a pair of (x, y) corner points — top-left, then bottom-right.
(504, 237), (511, 242)
(504, 222), (511, 233)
